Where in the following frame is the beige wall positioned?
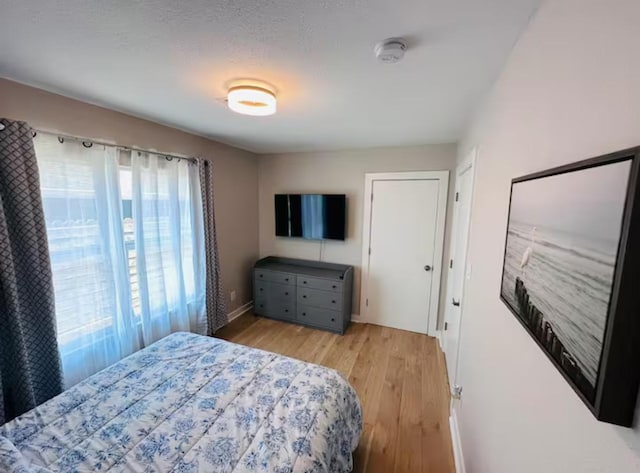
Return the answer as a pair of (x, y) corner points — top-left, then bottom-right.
(258, 145), (457, 324)
(456, 0), (640, 471)
(0, 78), (259, 313)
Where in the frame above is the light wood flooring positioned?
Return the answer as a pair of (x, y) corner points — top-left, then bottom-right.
(217, 313), (455, 473)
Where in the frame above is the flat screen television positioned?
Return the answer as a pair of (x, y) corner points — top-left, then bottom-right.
(274, 194), (346, 240)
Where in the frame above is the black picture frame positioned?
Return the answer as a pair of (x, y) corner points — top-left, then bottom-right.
(499, 146), (640, 427)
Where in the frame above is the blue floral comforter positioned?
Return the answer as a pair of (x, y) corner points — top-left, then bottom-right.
(0, 332), (362, 472)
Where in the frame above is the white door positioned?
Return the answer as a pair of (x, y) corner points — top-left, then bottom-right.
(362, 172), (449, 334)
(443, 150), (476, 390)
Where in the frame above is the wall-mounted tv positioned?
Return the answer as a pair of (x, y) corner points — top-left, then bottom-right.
(275, 194), (346, 241)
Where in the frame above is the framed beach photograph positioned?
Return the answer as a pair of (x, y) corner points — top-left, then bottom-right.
(500, 147), (640, 427)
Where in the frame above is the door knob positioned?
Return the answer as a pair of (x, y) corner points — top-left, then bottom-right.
(424, 265), (432, 271)
(452, 298), (460, 307)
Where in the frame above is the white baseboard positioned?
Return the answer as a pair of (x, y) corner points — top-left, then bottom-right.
(227, 301), (254, 323)
(450, 408), (466, 473)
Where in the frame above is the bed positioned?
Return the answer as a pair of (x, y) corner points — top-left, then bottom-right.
(0, 332), (362, 473)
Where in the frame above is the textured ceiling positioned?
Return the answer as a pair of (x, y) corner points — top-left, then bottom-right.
(0, 0), (539, 153)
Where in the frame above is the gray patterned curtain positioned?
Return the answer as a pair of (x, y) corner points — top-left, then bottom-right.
(198, 159), (227, 334)
(0, 119), (63, 424)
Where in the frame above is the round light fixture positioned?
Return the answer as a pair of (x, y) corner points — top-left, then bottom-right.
(227, 85), (276, 116)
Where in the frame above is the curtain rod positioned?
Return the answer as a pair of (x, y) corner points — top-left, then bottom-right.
(32, 128), (200, 164)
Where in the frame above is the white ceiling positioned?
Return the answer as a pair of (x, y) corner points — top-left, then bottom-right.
(0, 0), (539, 154)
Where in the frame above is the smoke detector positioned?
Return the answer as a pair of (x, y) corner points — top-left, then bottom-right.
(375, 38), (407, 63)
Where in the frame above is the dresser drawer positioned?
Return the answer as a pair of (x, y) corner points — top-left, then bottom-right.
(255, 295), (295, 320)
(255, 281), (295, 301)
(254, 269), (295, 286)
(297, 306), (342, 331)
(254, 280), (269, 298)
(297, 287), (343, 310)
(296, 275), (343, 293)
(254, 295), (268, 314)
(270, 299), (295, 320)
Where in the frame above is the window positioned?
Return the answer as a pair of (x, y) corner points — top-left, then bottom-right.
(120, 167), (141, 315)
(34, 133), (205, 386)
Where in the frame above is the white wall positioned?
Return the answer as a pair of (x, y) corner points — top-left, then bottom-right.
(456, 0), (640, 471)
(258, 144), (457, 324)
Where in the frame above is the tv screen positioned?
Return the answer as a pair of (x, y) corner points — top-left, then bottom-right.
(274, 194), (346, 240)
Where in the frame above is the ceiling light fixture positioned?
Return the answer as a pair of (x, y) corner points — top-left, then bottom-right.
(227, 84), (277, 116)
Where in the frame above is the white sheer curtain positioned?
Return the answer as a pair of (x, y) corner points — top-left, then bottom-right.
(34, 134), (205, 387)
(131, 151), (206, 344)
(36, 135), (140, 387)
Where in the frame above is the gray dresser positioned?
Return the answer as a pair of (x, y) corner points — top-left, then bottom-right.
(253, 256), (354, 334)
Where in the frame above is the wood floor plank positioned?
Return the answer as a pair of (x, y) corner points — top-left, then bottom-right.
(216, 314), (455, 473)
(394, 331), (424, 473)
(216, 312), (259, 340)
(368, 351), (404, 473)
(320, 322), (368, 377)
(220, 316), (274, 346)
(296, 329), (336, 364)
(420, 337), (455, 473)
(349, 325), (386, 473)
(256, 319), (302, 355)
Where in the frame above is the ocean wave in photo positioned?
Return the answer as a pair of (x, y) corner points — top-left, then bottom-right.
(501, 221), (618, 387)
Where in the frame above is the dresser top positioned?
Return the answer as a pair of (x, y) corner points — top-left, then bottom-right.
(254, 256), (352, 280)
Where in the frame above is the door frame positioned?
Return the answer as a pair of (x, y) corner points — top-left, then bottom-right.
(360, 171), (450, 336)
(443, 148), (477, 389)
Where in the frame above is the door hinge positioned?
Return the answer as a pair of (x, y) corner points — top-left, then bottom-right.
(449, 259), (453, 269)
(444, 322), (448, 331)
(455, 192), (459, 202)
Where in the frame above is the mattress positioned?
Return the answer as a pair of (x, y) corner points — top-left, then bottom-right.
(0, 332), (362, 472)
